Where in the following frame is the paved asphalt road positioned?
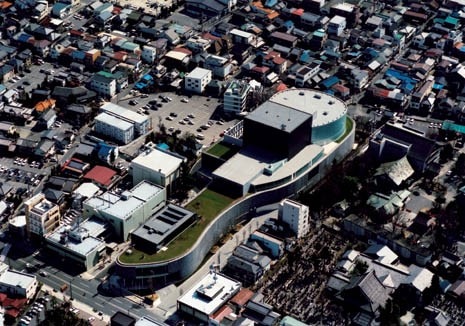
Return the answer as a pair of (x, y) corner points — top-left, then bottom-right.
(6, 241), (167, 324)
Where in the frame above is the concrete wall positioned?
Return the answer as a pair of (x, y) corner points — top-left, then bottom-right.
(115, 119), (355, 289)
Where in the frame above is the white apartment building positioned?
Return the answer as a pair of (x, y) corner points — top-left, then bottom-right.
(185, 67), (212, 94)
(223, 80), (251, 115)
(95, 112), (134, 144)
(328, 15), (346, 36)
(186, 36), (211, 53)
(25, 193), (61, 237)
(141, 45), (157, 64)
(278, 199), (309, 238)
(295, 62), (320, 87)
(100, 102), (149, 136)
(89, 73), (117, 98)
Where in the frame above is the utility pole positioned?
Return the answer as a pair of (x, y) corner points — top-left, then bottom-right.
(69, 279), (73, 300)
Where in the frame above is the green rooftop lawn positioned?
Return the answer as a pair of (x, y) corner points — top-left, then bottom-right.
(207, 142), (238, 160)
(119, 189), (235, 264)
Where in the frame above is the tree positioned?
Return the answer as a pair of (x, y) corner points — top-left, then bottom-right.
(454, 153), (465, 176)
(440, 143), (454, 163)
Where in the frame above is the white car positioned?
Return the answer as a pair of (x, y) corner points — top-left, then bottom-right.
(88, 317), (95, 322)
(181, 98), (189, 103)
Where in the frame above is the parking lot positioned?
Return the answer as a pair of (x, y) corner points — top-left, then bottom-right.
(0, 157), (48, 195)
(115, 91), (238, 147)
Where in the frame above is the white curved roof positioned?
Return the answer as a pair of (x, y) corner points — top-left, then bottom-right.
(270, 89), (347, 128)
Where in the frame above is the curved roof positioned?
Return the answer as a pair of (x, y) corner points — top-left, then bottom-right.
(269, 89), (347, 128)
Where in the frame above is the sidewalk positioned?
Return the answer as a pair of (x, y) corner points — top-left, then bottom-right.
(41, 284), (109, 325)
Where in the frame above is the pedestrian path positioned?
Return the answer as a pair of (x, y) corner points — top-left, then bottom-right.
(40, 284), (109, 325)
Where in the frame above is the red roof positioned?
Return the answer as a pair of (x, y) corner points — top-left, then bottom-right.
(276, 82), (288, 92)
(251, 66), (270, 74)
(291, 8), (304, 16)
(84, 166), (117, 187)
(173, 47), (192, 56)
(230, 288), (254, 306)
(202, 32), (220, 41)
(210, 305), (233, 321)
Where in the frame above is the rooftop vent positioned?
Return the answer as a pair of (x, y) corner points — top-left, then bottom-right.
(299, 91), (305, 96)
(281, 124), (286, 130)
(329, 100), (335, 105)
(314, 94), (321, 99)
(323, 111), (328, 116)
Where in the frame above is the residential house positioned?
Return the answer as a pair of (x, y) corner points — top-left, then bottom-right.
(185, 67), (212, 94)
(0, 64), (14, 83)
(203, 54), (232, 79)
(262, 51), (287, 74)
(89, 71), (117, 98)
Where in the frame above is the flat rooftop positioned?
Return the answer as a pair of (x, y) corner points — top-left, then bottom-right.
(46, 219), (107, 256)
(252, 144), (323, 187)
(212, 146), (277, 186)
(85, 181), (164, 221)
(269, 89), (347, 128)
(135, 316), (167, 326)
(0, 270), (35, 289)
(95, 112), (133, 131)
(178, 272), (241, 316)
(131, 148), (184, 176)
(186, 67), (211, 79)
(132, 204), (195, 248)
(101, 102), (148, 125)
(245, 101), (312, 133)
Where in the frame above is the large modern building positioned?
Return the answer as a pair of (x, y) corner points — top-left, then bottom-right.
(114, 89), (355, 291)
(131, 204), (196, 254)
(278, 199), (309, 238)
(95, 112), (134, 144)
(100, 102), (150, 136)
(83, 181), (166, 241)
(130, 147), (185, 194)
(45, 219), (107, 271)
(212, 89), (350, 197)
(25, 193), (61, 238)
(369, 122), (441, 173)
(184, 67), (212, 94)
(223, 80), (251, 116)
(177, 272), (241, 323)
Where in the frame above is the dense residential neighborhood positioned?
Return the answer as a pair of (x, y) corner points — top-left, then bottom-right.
(0, 0), (464, 324)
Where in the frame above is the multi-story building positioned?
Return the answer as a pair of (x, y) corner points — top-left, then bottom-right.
(130, 146), (185, 194)
(25, 193), (61, 237)
(83, 181), (166, 241)
(141, 45), (157, 64)
(177, 272), (241, 324)
(45, 219), (107, 271)
(278, 199), (309, 238)
(95, 112), (134, 144)
(89, 71), (117, 98)
(223, 80), (251, 116)
(100, 102), (149, 136)
(204, 54), (233, 79)
(328, 15), (346, 37)
(185, 67), (212, 94)
(295, 62), (320, 87)
(0, 264), (38, 300)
